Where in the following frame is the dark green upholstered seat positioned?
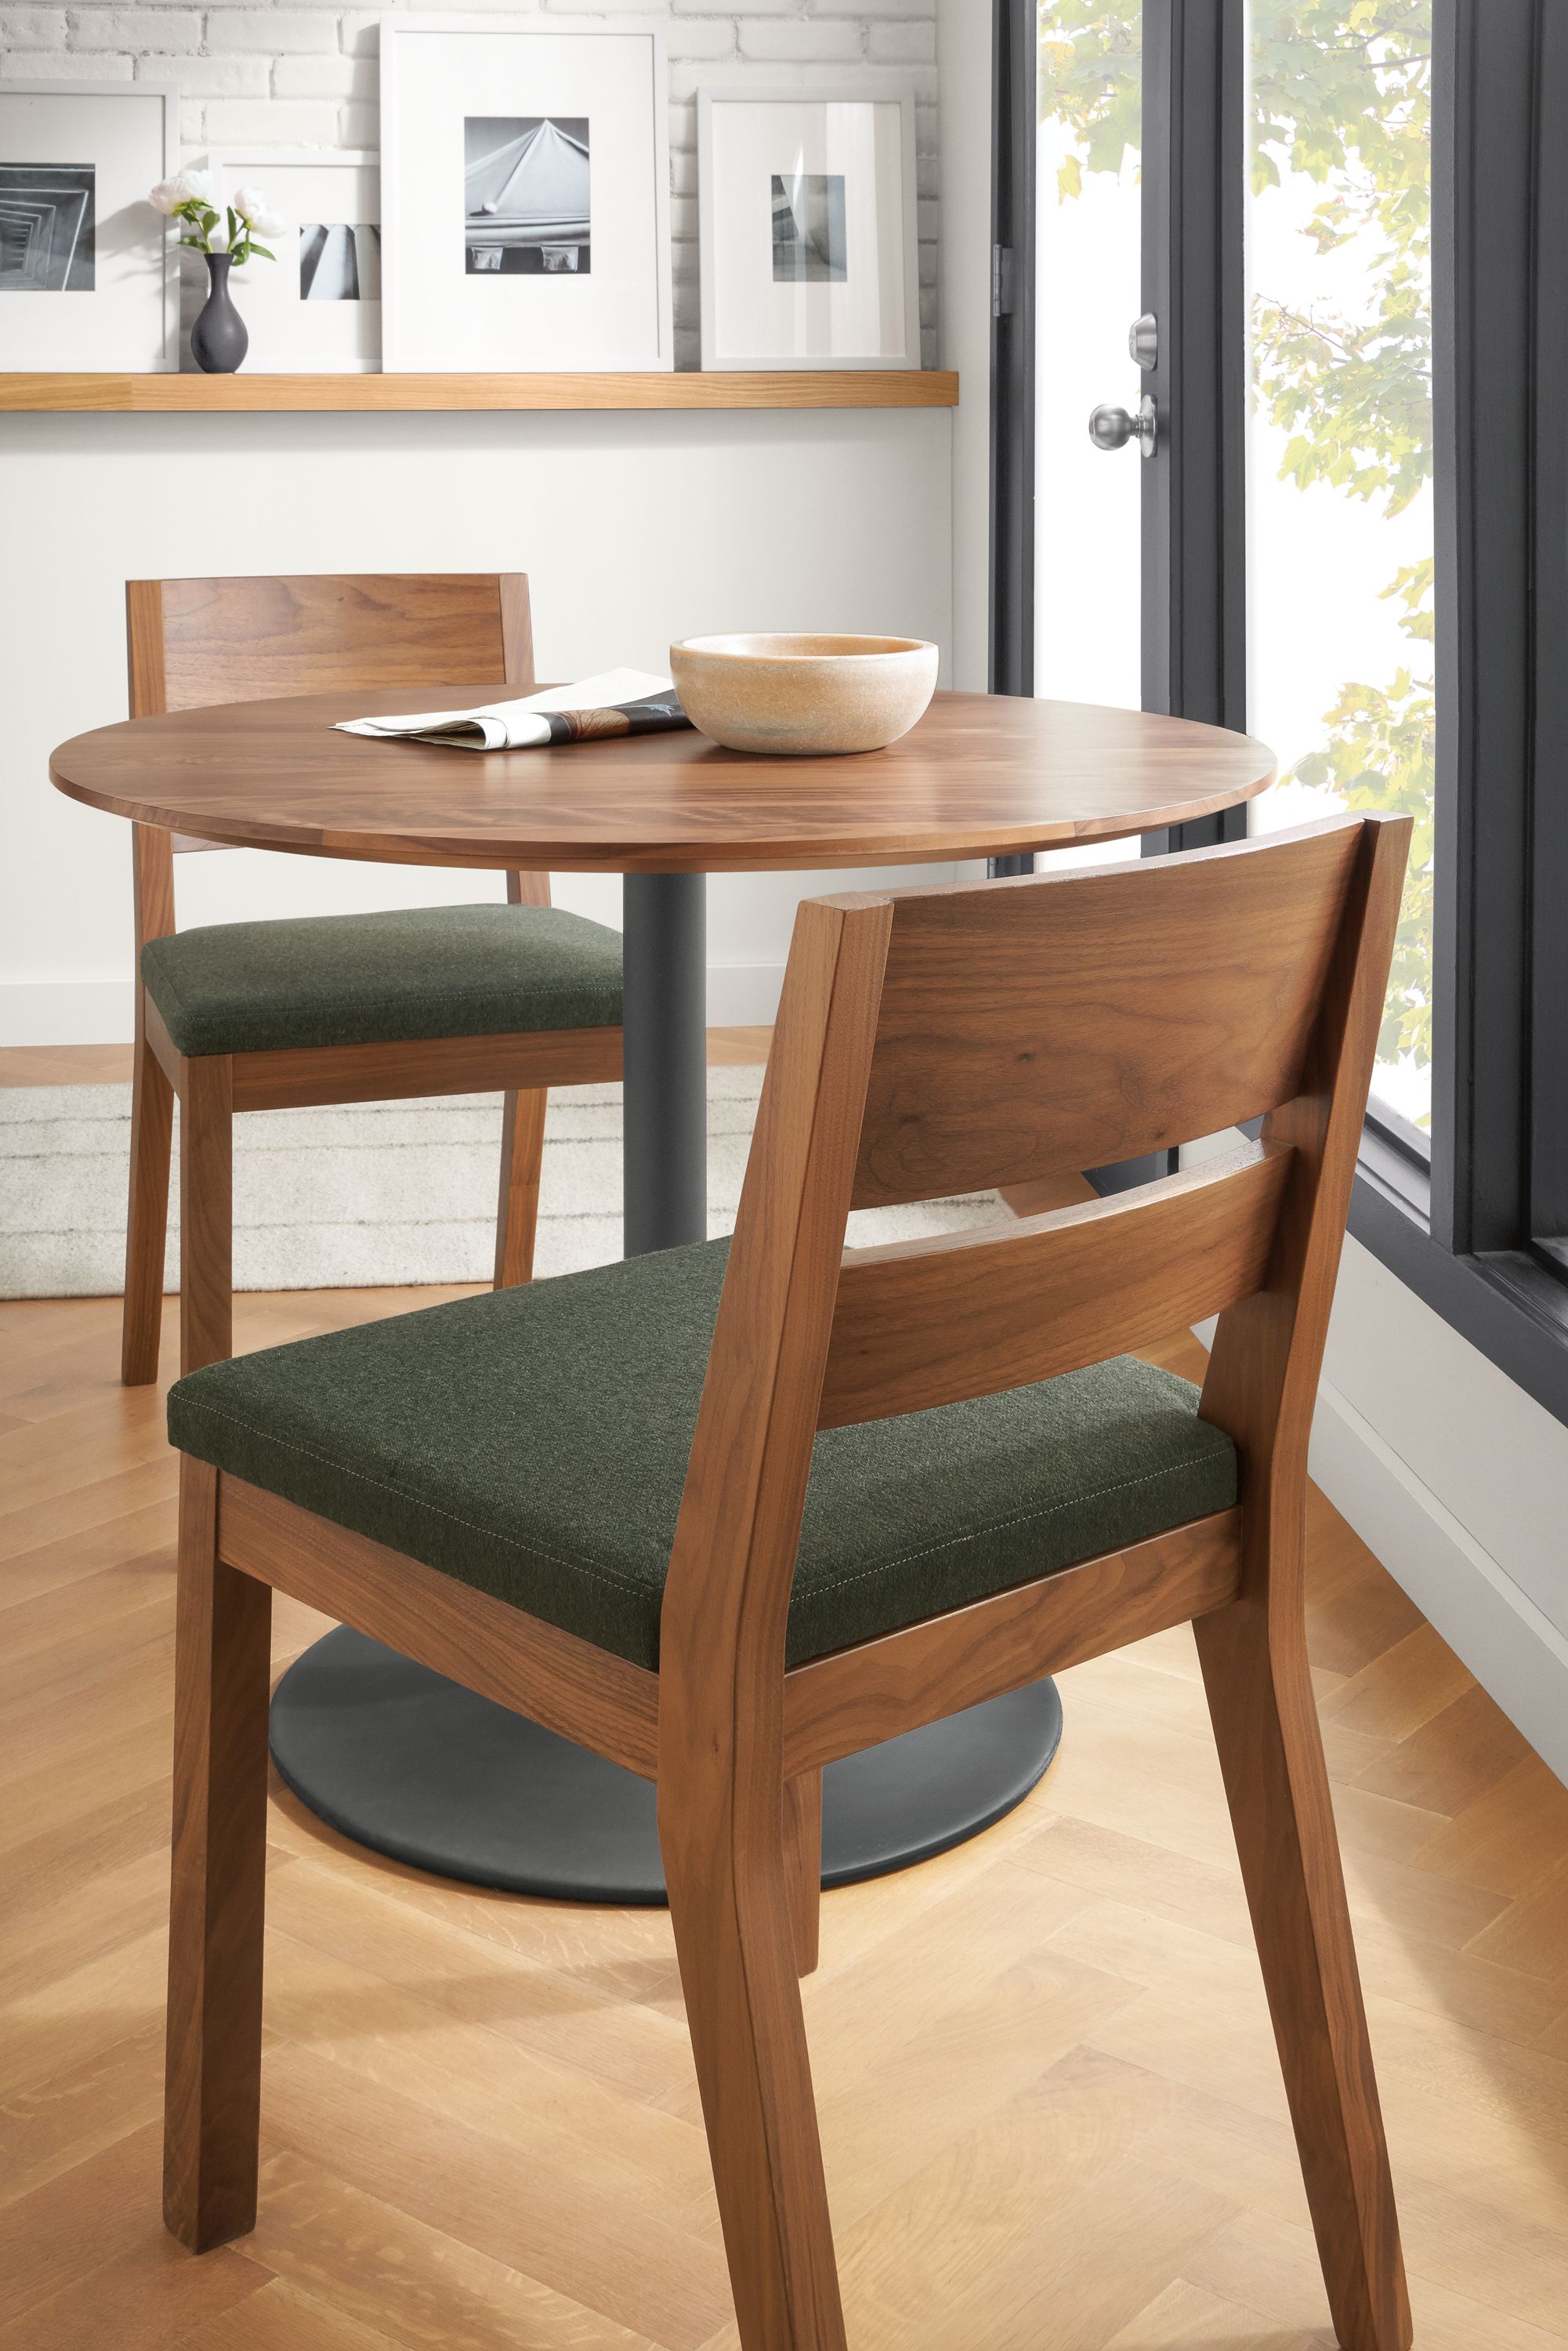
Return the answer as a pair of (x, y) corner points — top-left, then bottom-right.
(140, 903), (622, 1058)
(168, 1239), (1237, 1672)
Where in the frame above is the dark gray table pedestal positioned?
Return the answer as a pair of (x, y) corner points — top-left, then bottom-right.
(621, 872), (709, 1256)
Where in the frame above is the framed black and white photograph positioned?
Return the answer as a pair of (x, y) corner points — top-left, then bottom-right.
(697, 84), (919, 371)
(0, 161), (96, 292)
(0, 82), (177, 368)
(465, 117), (589, 277)
(206, 151), (380, 371)
(382, 16), (672, 372)
(772, 170), (848, 284)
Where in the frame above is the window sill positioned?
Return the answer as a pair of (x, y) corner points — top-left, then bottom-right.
(1358, 1112), (1432, 1224)
(1349, 1136), (1568, 1429)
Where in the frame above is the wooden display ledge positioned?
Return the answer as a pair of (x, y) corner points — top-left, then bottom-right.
(0, 369), (958, 413)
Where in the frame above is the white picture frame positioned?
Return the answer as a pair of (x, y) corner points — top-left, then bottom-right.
(203, 150), (380, 372)
(381, 15), (672, 374)
(0, 81), (178, 371)
(697, 82), (920, 371)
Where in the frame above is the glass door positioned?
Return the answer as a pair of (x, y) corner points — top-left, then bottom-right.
(1036, 3), (1145, 716)
(1030, 0), (1246, 822)
(1031, 3), (1146, 878)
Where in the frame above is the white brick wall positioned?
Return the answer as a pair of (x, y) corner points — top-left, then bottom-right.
(3, 0), (940, 368)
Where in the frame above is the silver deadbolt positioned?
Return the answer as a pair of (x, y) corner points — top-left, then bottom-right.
(1088, 393), (1157, 457)
(1128, 311), (1158, 369)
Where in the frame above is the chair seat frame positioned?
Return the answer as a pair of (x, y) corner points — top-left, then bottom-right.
(136, 973), (621, 1375)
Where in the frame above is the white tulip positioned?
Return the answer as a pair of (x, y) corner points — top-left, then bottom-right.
(231, 185), (267, 223)
(148, 178), (184, 216)
(249, 207), (288, 238)
(178, 168), (218, 208)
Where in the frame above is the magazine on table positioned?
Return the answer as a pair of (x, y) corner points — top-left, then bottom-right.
(336, 668), (690, 752)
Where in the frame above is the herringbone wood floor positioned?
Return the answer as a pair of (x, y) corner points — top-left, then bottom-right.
(3, 1052), (1567, 2346)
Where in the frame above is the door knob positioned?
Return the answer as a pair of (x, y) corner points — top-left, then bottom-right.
(1088, 393), (1157, 456)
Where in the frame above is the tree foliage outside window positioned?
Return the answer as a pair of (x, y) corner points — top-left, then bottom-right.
(1038, 2), (1434, 1092)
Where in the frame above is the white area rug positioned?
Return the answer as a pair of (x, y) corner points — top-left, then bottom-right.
(0, 1070), (1001, 1298)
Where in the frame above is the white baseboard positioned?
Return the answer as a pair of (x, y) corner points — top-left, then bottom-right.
(1, 968), (788, 1049)
(706, 961), (785, 1027)
(1309, 1375), (1568, 1785)
(0, 983), (136, 1047)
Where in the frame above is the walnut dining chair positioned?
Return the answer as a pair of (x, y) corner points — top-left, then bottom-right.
(121, 572), (623, 1386)
(159, 811), (1413, 2351)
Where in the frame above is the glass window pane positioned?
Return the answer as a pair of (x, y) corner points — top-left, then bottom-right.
(1244, 2), (1435, 1131)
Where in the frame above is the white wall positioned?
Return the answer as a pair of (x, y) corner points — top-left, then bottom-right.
(0, 407), (954, 1041)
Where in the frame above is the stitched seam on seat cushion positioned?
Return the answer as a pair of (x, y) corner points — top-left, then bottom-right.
(239, 979), (617, 1006)
(145, 968), (621, 1051)
(806, 1450), (1233, 1597)
(176, 1396), (656, 1604)
(153, 974), (617, 1013)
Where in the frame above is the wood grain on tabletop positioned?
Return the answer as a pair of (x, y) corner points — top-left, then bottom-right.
(46, 692), (1276, 875)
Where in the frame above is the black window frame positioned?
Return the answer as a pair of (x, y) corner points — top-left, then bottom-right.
(1363, 0), (1568, 1421)
(994, 0), (1568, 1429)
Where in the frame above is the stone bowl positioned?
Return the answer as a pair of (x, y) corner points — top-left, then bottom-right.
(669, 632), (940, 756)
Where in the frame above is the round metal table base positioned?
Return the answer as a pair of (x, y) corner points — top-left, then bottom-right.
(269, 1628), (1064, 1903)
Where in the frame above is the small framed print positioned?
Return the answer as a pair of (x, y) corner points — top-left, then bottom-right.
(205, 151), (380, 372)
(697, 83), (920, 371)
(0, 82), (177, 370)
(381, 15), (672, 373)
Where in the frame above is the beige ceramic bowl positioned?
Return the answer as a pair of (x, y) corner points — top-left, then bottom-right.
(669, 632), (939, 756)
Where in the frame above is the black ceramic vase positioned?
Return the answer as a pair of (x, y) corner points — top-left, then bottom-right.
(191, 252), (248, 374)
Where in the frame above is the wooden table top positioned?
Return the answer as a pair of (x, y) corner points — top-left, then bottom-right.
(48, 687), (1276, 874)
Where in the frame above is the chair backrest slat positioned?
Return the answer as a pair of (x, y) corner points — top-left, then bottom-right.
(849, 820), (1363, 1208)
(129, 573), (532, 725)
(124, 571), (536, 927)
(819, 1140), (1292, 1429)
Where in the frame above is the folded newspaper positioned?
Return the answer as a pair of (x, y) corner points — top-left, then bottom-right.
(336, 668), (690, 752)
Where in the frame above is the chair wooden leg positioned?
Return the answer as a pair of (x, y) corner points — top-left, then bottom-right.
(1196, 1592), (1412, 2351)
(661, 1795), (846, 2351)
(165, 1461), (272, 2253)
(494, 1087), (548, 1288)
(179, 1056), (233, 1375)
(784, 1769), (823, 1977)
(121, 1008), (174, 1386)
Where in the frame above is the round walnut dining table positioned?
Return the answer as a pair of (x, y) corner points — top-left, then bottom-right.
(50, 686), (1276, 1904)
